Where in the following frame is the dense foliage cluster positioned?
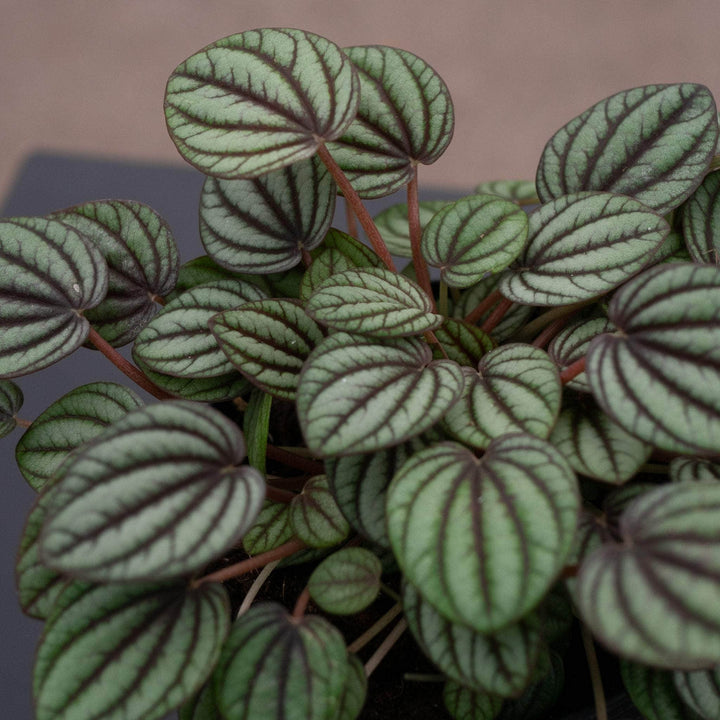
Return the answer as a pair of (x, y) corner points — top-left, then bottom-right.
(2, 27), (720, 720)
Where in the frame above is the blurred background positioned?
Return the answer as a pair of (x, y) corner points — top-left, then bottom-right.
(3, 1), (720, 200)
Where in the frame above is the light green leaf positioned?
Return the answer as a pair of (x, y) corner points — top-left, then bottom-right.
(200, 156), (336, 273)
(179, 681), (222, 720)
(336, 654), (367, 720)
(674, 665), (720, 720)
(34, 581), (229, 720)
(670, 457), (720, 484)
(373, 200), (449, 257)
(244, 388), (272, 475)
(421, 194), (529, 288)
(587, 263), (720, 456)
(474, 179), (538, 205)
(536, 83), (719, 214)
(306, 267), (442, 337)
(443, 681), (503, 720)
(497, 651), (565, 720)
(0, 379), (23, 437)
(242, 500), (293, 555)
(499, 192), (669, 306)
(432, 318), (494, 367)
(0, 216), (108, 377)
(297, 332), (464, 457)
(40, 401), (266, 582)
(165, 28), (359, 178)
(681, 170), (720, 263)
(290, 475), (350, 548)
(387, 436), (579, 633)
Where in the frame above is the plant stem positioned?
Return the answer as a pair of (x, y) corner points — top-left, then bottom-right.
(347, 602), (403, 654)
(315, 143), (396, 272)
(581, 623), (608, 720)
(379, 583), (401, 603)
(87, 327), (172, 400)
(464, 288), (502, 326)
(15, 417), (32, 428)
(407, 168), (435, 310)
(364, 618), (408, 678)
(301, 247), (313, 268)
(292, 586), (311, 620)
(403, 673), (445, 682)
(266, 444), (324, 475)
(481, 297), (513, 334)
(510, 299), (594, 343)
(193, 537), (306, 587)
(560, 356), (587, 384)
(438, 279), (449, 317)
(345, 199), (359, 239)
(532, 315), (570, 348)
(236, 560), (279, 618)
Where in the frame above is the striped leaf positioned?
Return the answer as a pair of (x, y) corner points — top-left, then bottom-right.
(681, 169), (720, 264)
(52, 200), (179, 346)
(242, 500), (293, 555)
(670, 457), (720, 484)
(243, 388), (272, 475)
(550, 394), (652, 485)
(165, 28), (359, 178)
(200, 156), (336, 273)
(0, 216), (107, 377)
(328, 45), (454, 198)
(403, 582), (544, 698)
(373, 200), (449, 257)
(536, 83), (719, 215)
(0, 379), (22, 437)
(443, 344), (562, 449)
(306, 267), (442, 337)
(443, 681), (503, 720)
(674, 666), (720, 719)
(290, 475), (350, 548)
(179, 682), (221, 720)
(211, 299), (325, 400)
(575, 482), (720, 669)
(16, 381), (143, 492)
(432, 318), (494, 367)
(336, 655), (367, 720)
(34, 581), (229, 720)
(40, 401), (265, 582)
(586, 263), (720, 455)
(496, 651), (565, 720)
(214, 603), (349, 720)
(297, 332), (464, 457)
(308, 547), (382, 614)
(421, 194), (529, 288)
(133, 279), (267, 380)
(474, 179), (538, 205)
(386, 436), (579, 633)
(499, 192), (669, 306)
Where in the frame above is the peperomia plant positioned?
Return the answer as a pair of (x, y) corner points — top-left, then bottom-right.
(2, 26), (720, 720)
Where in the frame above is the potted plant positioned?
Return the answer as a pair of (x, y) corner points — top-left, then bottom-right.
(1, 26), (719, 720)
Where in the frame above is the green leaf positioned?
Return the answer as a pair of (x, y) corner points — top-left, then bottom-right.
(474, 179), (538, 205)
(575, 482), (720, 669)
(306, 267), (442, 337)
(497, 651), (565, 720)
(308, 547), (382, 614)
(244, 388), (272, 475)
(52, 200), (179, 346)
(421, 194), (529, 288)
(214, 602), (349, 720)
(297, 332), (464, 457)
(681, 170), (720, 263)
(242, 500), (293, 555)
(443, 344), (561, 449)
(387, 436), (579, 633)
(674, 665), (720, 720)
(328, 45), (454, 198)
(670, 457), (720, 483)
(373, 200), (449, 257)
(536, 83), (719, 214)
(165, 28), (359, 178)
(34, 581), (229, 720)
(40, 401), (266, 582)
(443, 681), (503, 720)
(0, 379), (22, 437)
(200, 156), (336, 273)
(16, 381), (144, 492)
(0, 216), (107, 377)
(179, 681), (222, 720)
(586, 262), (720, 456)
(336, 654), (367, 720)
(432, 318), (494, 367)
(403, 582), (544, 697)
(290, 475), (350, 548)
(211, 299), (325, 400)
(499, 192), (669, 306)
(550, 393), (652, 484)
(133, 279), (267, 379)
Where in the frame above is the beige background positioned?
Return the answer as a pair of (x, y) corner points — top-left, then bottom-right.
(2, 1), (720, 200)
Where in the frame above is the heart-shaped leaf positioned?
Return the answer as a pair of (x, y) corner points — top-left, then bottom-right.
(200, 156), (336, 273)
(327, 45), (453, 198)
(40, 401), (266, 582)
(575, 482), (720, 669)
(421, 194), (529, 288)
(432, 318), (494, 367)
(165, 28), (359, 178)
(52, 200), (179, 346)
(443, 681), (503, 720)
(681, 170), (720, 264)
(0, 216), (107, 377)
(0, 379), (23, 438)
(242, 500), (294, 555)
(373, 200), (449, 257)
(214, 602), (349, 720)
(536, 84), (719, 215)
(403, 582), (545, 698)
(16, 381), (144, 492)
(297, 332), (464, 457)
(179, 682), (221, 720)
(443, 344), (561, 449)
(211, 299), (325, 400)
(306, 267), (442, 337)
(309, 547), (382, 614)
(587, 262), (720, 456)
(336, 654), (367, 720)
(133, 279), (267, 379)
(670, 457), (720, 484)
(674, 665), (720, 719)
(496, 651), (565, 720)
(499, 192), (669, 306)
(290, 475), (350, 548)
(34, 581), (229, 720)
(474, 179), (538, 205)
(387, 436), (579, 633)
